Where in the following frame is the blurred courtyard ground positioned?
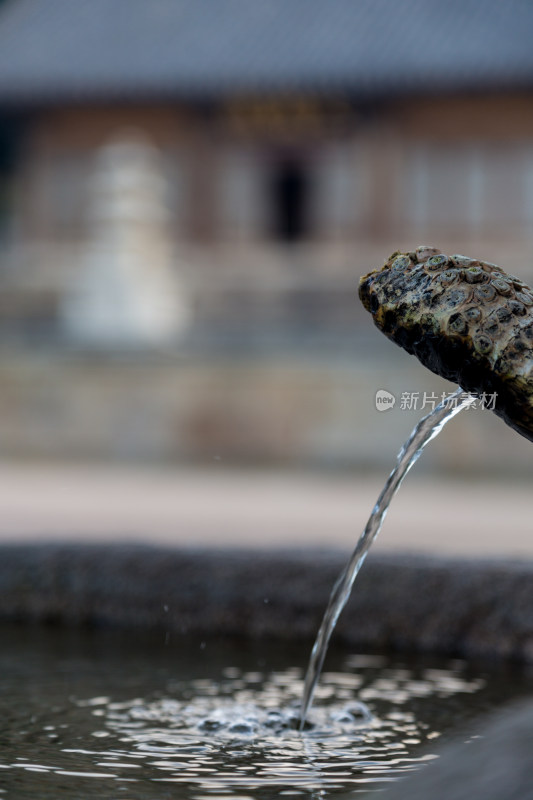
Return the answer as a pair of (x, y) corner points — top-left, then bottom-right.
(0, 461), (529, 559)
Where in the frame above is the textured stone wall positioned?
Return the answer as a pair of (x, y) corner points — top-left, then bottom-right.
(0, 349), (532, 474)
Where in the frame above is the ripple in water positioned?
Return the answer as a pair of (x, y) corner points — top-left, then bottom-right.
(0, 652), (493, 799)
(98, 661), (483, 794)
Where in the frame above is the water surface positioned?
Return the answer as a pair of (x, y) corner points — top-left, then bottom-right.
(0, 624), (531, 799)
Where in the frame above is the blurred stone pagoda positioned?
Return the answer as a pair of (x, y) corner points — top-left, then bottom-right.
(61, 135), (191, 346)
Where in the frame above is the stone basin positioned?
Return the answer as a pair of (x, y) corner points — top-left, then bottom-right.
(1, 543), (532, 798)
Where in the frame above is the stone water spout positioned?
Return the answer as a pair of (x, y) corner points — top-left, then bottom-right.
(359, 246), (533, 442)
(299, 246), (533, 727)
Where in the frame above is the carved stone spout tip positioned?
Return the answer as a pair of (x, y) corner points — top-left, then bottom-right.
(359, 247), (533, 442)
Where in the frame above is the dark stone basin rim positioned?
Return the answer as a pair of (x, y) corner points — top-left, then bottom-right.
(1, 543), (532, 663)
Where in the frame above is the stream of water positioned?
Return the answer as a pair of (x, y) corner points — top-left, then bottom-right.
(299, 388), (476, 727)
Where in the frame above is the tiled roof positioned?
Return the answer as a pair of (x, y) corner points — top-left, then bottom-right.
(0, 0), (531, 104)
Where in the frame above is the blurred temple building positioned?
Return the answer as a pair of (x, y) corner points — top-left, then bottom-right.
(0, 0), (532, 467)
(0, 0), (532, 346)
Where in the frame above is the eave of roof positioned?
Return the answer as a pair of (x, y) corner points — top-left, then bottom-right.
(0, 0), (531, 107)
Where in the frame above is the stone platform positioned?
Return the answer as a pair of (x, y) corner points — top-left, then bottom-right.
(381, 698), (533, 800)
(1, 544), (532, 664)
(0, 464), (532, 559)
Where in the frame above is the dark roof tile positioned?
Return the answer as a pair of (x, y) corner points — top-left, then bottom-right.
(0, 0), (531, 103)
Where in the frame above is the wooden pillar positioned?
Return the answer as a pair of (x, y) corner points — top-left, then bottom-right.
(187, 125), (218, 242)
(358, 126), (399, 238)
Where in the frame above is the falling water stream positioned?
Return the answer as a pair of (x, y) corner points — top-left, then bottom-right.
(299, 387), (475, 727)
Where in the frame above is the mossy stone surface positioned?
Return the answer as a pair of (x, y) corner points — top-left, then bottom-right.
(359, 246), (533, 441)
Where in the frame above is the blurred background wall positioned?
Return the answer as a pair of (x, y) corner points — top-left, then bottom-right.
(0, 0), (532, 475)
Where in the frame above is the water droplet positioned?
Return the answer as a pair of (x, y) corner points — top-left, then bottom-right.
(198, 718), (224, 732)
(228, 721), (255, 735)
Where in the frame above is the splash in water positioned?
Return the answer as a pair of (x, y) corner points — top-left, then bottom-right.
(299, 387), (475, 727)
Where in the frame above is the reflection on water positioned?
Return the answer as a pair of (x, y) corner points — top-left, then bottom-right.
(0, 625), (531, 799)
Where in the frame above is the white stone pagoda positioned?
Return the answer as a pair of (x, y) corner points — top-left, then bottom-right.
(61, 133), (191, 347)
